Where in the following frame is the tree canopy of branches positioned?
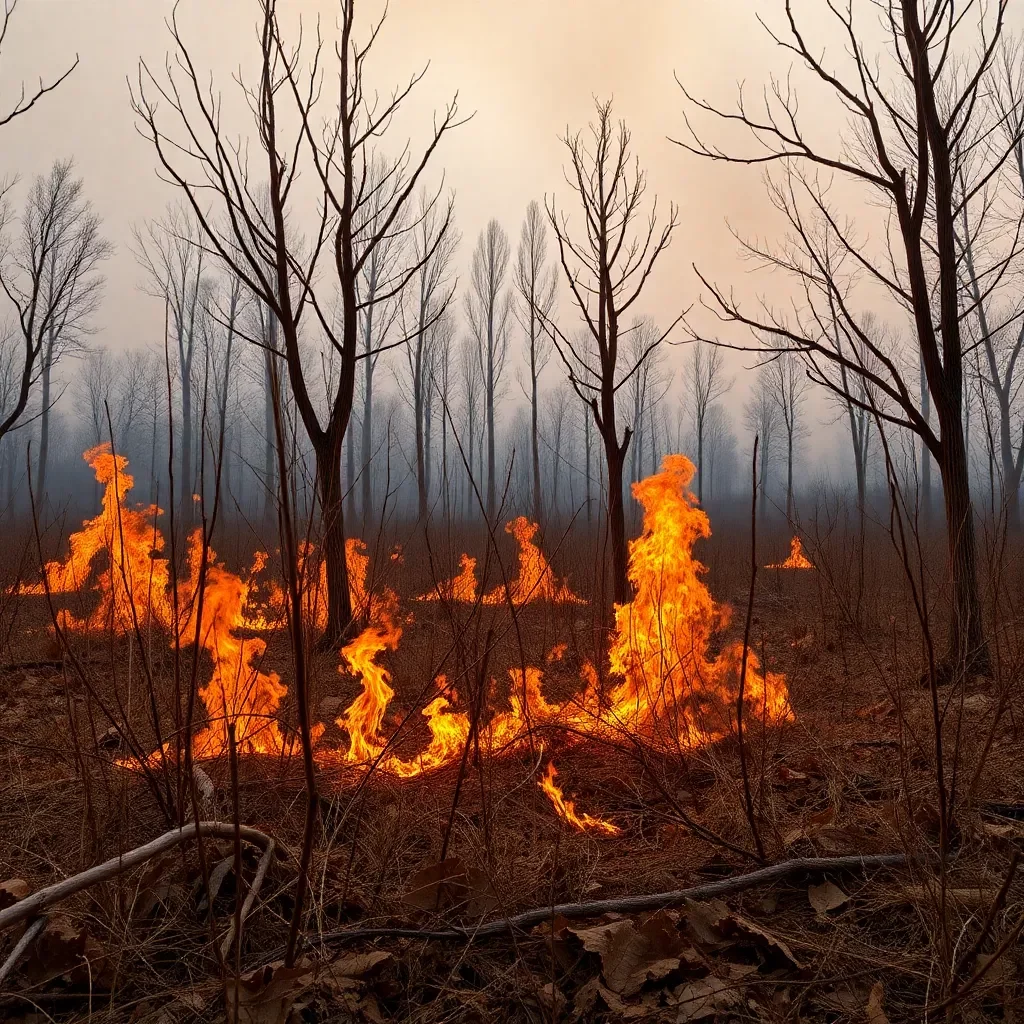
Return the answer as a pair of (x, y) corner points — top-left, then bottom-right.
(676, 0), (1021, 676)
(466, 219), (512, 523)
(543, 99), (679, 607)
(131, 0), (463, 646)
(514, 200), (556, 524)
(0, 159), (110, 469)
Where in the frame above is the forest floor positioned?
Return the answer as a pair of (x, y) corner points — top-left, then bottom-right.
(1, 523), (1023, 1022)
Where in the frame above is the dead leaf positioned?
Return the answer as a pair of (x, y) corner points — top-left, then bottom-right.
(402, 858), (496, 917)
(727, 913), (803, 969)
(538, 981), (567, 1020)
(866, 981), (889, 1024)
(673, 976), (742, 1021)
(0, 878), (30, 911)
(681, 899), (732, 947)
(775, 765), (808, 786)
(226, 961), (314, 1024)
(568, 911), (695, 996)
(197, 857), (234, 912)
(322, 950), (392, 993)
(808, 881), (849, 918)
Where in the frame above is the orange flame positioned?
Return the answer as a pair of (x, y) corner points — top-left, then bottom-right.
(46, 447), (793, 837)
(482, 517), (585, 606)
(417, 553), (478, 603)
(766, 536), (814, 569)
(22, 444), (171, 633)
(539, 761), (621, 835)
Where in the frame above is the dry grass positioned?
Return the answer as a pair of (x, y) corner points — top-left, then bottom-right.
(2, 511), (1024, 1022)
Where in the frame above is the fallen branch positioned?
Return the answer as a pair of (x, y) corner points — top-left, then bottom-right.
(220, 839), (276, 959)
(0, 821), (274, 934)
(0, 917), (47, 985)
(309, 852), (907, 947)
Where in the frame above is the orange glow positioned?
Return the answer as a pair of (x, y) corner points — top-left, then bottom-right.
(43, 448), (791, 834)
(601, 455), (792, 748)
(482, 517), (585, 606)
(418, 553), (478, 603)
(539, 761), (621, 835)
(22, 444), (171, 633)
(767, 536), (814, 569)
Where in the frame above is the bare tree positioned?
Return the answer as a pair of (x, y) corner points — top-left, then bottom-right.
(0, 1), (78, 131)
(357, 155), (405, 535)
(404, 192), (459, 521)
(514, 200), (556, 524)
(133, 204), (206, 529)
(466, 219), (512, 523)
(744, 374), (780, 523)
(458, 334), (482, 519)
(703, 402), (737, 502)
(626, 318), (671, 491)
(685, 340), (732, 504)
(132, 0), (462, 644)
(765, 350), (808, 520)
(676, 0), (1020, 673)
(543, 99), (678, 606)
(0, 159), (110, 501)
(430, 311), (457, 519)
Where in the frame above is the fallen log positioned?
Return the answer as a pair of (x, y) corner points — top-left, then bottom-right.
(0, 821), (274, 934)
(309, 852), (908, 947)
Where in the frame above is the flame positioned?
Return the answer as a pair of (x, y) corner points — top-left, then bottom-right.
(482, 517), (585, 606)
(418, 553), (478, 603)
(174, 531), (303, 758)
(539, 761), (621, 835)
(45, 446), (792, 837)
(22, 444), (172, 633)
(767, 536), (814, 569)
(601, 455), (792, 748)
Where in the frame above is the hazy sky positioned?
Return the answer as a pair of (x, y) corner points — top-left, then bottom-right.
(3, 0), (1011, 472)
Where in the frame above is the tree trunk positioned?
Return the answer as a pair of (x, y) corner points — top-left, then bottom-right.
(180, 356), (193, 530)
(937, 421), (988, 674)
(786, 428), (794, 521)
(263, 321), (278, 528)
(531, 369), (541, 524)
(486, 344), (496, 522)
(697, 419), (704, 504)
(315, 431), (353, 643)
(36, 335), (53, 504)
(360, 336), (374, 536)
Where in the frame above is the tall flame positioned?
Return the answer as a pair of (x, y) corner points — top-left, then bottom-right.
(767, 536), (814, 569)
(41, 447), (792, 836)
(481, 517), (585, 606)
(22, 444), (171, 633)
(417, 553), (478, 603)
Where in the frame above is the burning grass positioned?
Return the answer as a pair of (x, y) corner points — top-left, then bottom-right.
(2, 448), (1024, 1021)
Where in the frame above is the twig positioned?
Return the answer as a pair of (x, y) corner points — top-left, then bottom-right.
(220, 839), (276, 959)
(0, 916), (47, 985)
(737, 435), (765, 861)
(309, 852), (907, 947)
(0, 822), (274, 933)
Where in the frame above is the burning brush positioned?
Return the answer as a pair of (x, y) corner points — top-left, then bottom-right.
(32, 448), (793, 835)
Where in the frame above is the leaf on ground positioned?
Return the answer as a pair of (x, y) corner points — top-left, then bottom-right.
(568, 911), (696, 996)
(808, 881), (849, 918)
(197, 857), (234, 912)
(0, 878), (30, 910)
(322, 950), (393, 993)
(22, 916), (87, 985)
(726, 914), (803, 969)
(402, 858), (496, 917)
(680, 899), (732, 947)
(866, 981), (889, 1024)
(226, 961), (314, 1024)
(672, 976), (742, 1021)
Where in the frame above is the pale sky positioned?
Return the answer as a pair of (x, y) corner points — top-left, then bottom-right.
(3, 0), (1012, 475)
